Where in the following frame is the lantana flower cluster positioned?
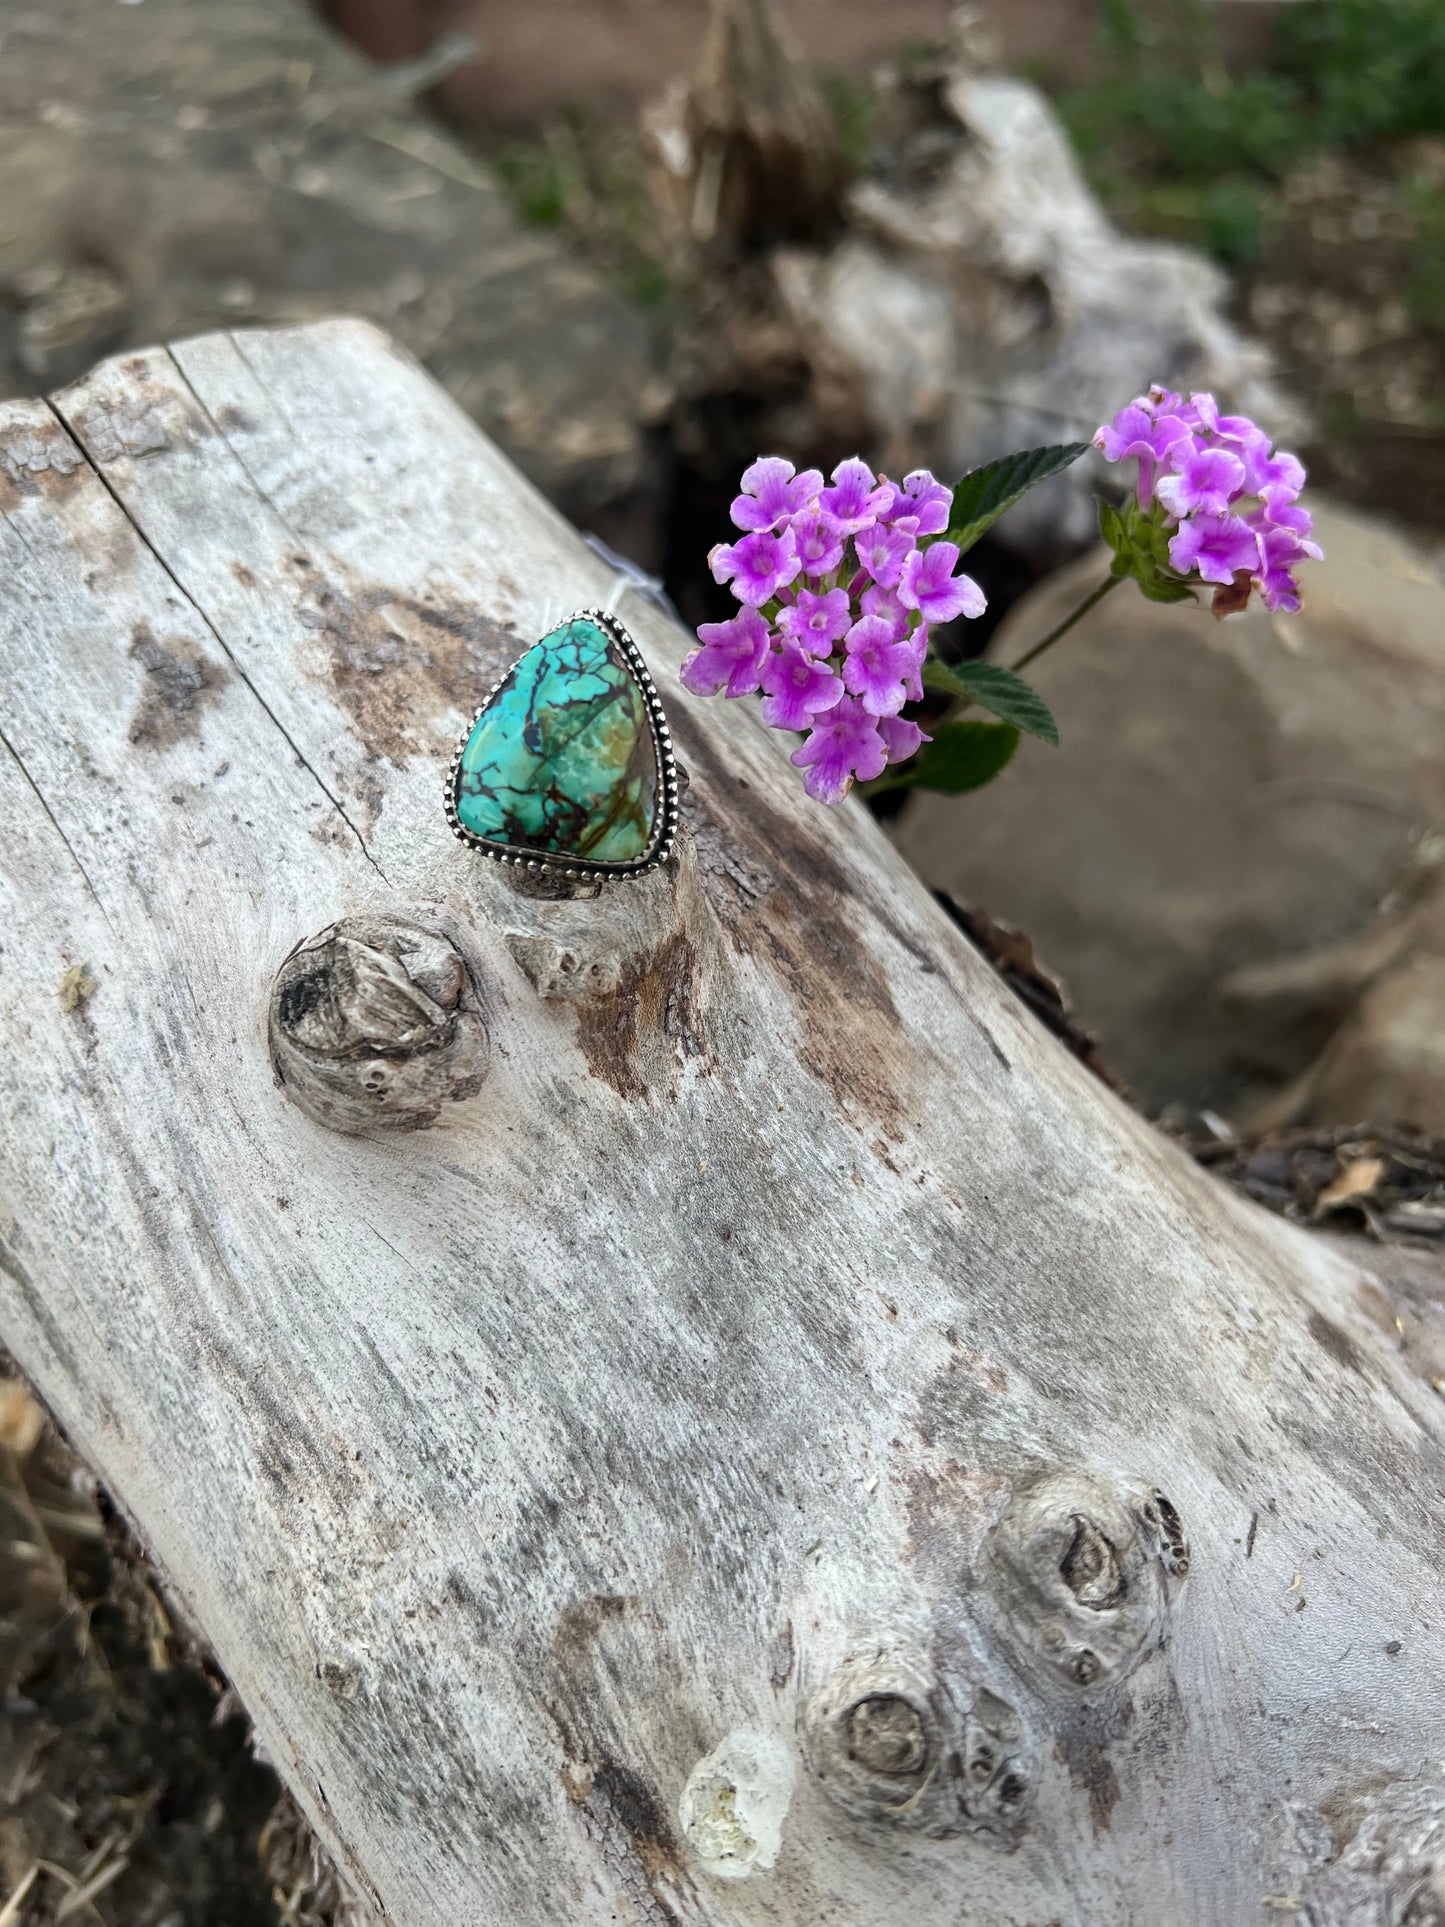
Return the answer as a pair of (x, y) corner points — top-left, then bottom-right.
(1095, 387), (1322, 614)
(680, 457), (984, 803)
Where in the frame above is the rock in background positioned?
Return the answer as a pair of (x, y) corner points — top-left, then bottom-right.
(0, 0), (667, 549)
(895, 501), (1445, 1131)
(649, 2), (1301, 567)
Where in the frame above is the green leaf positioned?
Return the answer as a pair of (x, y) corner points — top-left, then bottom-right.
(879, 720), (1020, 796)
(1098, 493), (1198, 604)
(1135, 573), (1198, 604)
(920, 659), (1060, 745)
(1098, 498), (1128, 552)
(946, 443), (1093, 555)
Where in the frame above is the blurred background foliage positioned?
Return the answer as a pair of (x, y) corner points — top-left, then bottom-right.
(462, 0), (1445, 529)
(1056, 0), (1445, 282)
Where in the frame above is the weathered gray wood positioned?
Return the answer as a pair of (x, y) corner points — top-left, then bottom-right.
(1, 320), (1443, 1927)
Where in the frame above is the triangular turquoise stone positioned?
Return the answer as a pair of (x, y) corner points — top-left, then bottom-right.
(454, 616), (659, 863)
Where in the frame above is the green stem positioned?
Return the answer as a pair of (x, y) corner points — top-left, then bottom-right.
(859, 571), (1124, 799)
(937, 571), (1123, 727)
(1005, 571), (1123, 676)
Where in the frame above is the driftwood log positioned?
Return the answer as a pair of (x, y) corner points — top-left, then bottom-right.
(1, 320), (1442, 1926)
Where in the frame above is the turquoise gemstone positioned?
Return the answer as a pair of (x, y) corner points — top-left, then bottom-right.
(454, 617), (659, 863)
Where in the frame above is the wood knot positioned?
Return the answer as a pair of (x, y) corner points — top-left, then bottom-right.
(501, 830), (729, 1100)
(847, 1695), (928, 1776)
(802, 1654), (1031, 1841)
(269, 914), (490, 1134)
(1060, 1515), (1126, 1611)
(989, 1469), (1189, 1695)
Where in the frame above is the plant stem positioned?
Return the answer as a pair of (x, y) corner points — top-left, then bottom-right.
(1005, 571), (1123, 676)
(936, 571), (1123, 727)
(860, 571), (1124, 799)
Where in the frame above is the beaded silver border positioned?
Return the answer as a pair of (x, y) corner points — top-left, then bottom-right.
(442, 607), (679, 880)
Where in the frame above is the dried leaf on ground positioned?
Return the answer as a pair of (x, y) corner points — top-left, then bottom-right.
(1314, 1155), (1388, 1217)
(1193, 1126), (1445, 1246)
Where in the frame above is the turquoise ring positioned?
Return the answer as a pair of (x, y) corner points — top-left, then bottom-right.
(443, 608), (680, 880)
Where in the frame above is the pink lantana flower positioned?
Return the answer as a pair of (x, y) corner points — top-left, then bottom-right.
(1220, 426), (1306, 498)
(842, 615), (918, 717)
(819, 457), (892, 532)
(678, 450), (989, 805)
(1167, 512), (1260, 586)
(730, 456), (824, 533)
(787, 505), (849, 577)
(1094, 400), (1193, 507)
(679, 607), (773, 697)
(854, 520), (915, 589)
(1250, 509), (1323, 613)
(877, 714), (930, 765)
(709, 528), (802, 606)
(899, 623), (929, 703)
(1155, 443), (1247, 520)
(860, 581), (908, 634)
(1253, 486), (1321, 547)
(1096, 386), (1321, 616)
(898, 541), (987, 624)
(881, 470), (952, 536)
(790, 696), (889, 803)
(1251, 530), (1306, 613)
(759, 639), (845, 730)
(777, 586), (852, 655)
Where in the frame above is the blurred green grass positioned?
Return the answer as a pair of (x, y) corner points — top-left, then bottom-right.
(487, 113), (679, 315)
(1055, 0), (1445, 286)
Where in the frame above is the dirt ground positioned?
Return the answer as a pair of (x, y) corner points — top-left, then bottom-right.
(323, 0), (1105, 120)
(0, 1378), (287, 1926)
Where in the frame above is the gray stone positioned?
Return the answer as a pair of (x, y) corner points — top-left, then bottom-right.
(895, 501), (1445, 1124)
(0, 0), (666, 535)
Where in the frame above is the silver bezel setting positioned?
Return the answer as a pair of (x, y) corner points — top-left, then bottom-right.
(443, 607), (680, 880)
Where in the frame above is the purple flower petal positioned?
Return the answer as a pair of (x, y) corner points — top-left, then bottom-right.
(1093, 404), (1157, 463)
(842, 614), (917, 717)
(860, 582), (909, 637)
(790, 694), (889, 803)
(1230, 435), (1306, 498)
(1254, 525), (1306, 611)
(777, 585), (852, 655)
(819, 457), (893, 533)
(787, 506), (849, 578)
(710, 528), (803, 606)
(854, 520), (915, 589)
(877, 714), (929, 765)
(881, 469), (952, 536)
(899, 623), (928, 703)
(1093, 404), (1194, 466)
(731, 456), (824, 532)
(897, 541), (987, 625)
(679, 607), (774, 698)
(758, 638), (845, 730)
(1095, 401), (1196, 507)
(1251, 521), (1322, 612)
(1156, 443), (1247, 520)
(1183, 391), (1220, 434)
(1254, 486), (1323, 556)
(1168, 512), (1261, 586)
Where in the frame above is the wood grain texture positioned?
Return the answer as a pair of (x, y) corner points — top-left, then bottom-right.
(1, 321), (1442, 1926)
